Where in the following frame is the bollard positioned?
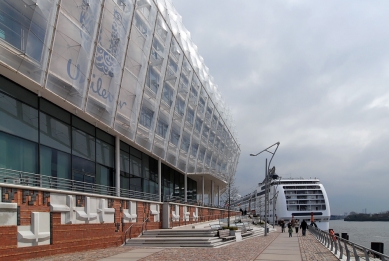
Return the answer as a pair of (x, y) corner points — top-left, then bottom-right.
(341, 233), (349, 240)
(371, 242), (384, 258)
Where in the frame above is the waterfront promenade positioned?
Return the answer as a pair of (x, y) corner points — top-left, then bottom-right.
(25, 226), (340, 261)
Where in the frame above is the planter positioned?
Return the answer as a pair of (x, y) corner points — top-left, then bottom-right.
(230, 229), (242, 242)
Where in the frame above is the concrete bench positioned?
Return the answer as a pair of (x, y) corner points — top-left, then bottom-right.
(210, 224), (222, 230)
(218, 229), (235, 241)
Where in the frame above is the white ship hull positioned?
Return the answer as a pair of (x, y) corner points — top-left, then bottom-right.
(235, 178), (330, 231)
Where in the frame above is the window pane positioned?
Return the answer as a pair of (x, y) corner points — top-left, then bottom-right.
(40, 112), (71, 153)
(96, 139), (114, 168)
(72, 127), (96, 161)
(40, 145), (71, 180)
(0, 131), (38, 173)
(96, 164), (113, 187)
(130, 155), (142, 177)
(120, 150), (130, 174)
(130, 176), (142, 191)
(0, 93), (38, 142)
(72, 155), (95, 176)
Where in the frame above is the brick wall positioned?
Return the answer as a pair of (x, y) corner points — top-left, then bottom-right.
(0, 188), (162, 260)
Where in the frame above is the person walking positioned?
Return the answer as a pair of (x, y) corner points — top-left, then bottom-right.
(300, 219), (308, 236)
(280, 219), (285, 233)
(294, 219), (300, 234)
(288, 224), (293, 237)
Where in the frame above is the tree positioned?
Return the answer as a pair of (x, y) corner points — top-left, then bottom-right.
(220, 172), (239, 227)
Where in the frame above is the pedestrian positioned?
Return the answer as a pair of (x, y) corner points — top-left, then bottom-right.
(294, 219), (300, 234)
(240, 208), (243, 216)
(329, 229), (337, 241)
(280, 219), (285, 233)
(244, 209), (247, 216)
(288, 224), (293, 237)
(300, 219), (308, 236)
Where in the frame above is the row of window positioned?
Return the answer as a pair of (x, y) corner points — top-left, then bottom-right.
(0, 76), (197, 197)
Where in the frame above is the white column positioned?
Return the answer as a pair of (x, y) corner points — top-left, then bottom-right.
(218, 186), (220, 206)
(184, 173), (187, 202)
(158, 158), (162, 202)
(211, 180), (214, 206)
(202, 176), (204, 205)
(115, 135), (120, 197)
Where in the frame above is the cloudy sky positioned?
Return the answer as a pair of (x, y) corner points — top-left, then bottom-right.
(173, 0), (389, 215)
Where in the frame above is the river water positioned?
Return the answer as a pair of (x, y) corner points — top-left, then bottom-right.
(329, 220), (389, 255)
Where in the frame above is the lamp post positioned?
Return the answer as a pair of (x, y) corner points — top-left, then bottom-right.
(250, 142), (280, 236)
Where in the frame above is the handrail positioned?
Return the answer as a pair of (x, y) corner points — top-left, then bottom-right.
(170, 214), (225, 228)
(123, 217), (149, 245)
(0, 167), (159, 201)
(309, 226), (389, 261)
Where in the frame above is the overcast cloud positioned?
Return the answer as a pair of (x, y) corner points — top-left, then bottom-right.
(173, 0), (389, 215)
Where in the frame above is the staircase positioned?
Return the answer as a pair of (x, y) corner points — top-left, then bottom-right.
(124, 226), (267, 248)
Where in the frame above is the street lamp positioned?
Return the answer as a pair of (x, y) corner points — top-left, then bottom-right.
(250, 142), (280, 236)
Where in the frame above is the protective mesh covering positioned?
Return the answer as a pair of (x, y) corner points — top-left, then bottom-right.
(0, 0), (240, 178)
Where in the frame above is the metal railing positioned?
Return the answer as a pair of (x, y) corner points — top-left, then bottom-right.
(163, 195), (229, 209)
(309, 226), (389, 261)
(170, 214), (226, 228)
(0, 168), (159, 201)
(123, 217), (149, 245)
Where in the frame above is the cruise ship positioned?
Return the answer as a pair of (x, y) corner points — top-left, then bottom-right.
(234, 177), (330, 231)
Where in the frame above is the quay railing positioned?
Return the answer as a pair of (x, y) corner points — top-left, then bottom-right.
(309, 226), (389, 261)
(0, 168), (159, 201)
(163, 194), (229, 209)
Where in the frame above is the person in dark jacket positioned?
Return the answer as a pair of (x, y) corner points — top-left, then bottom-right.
(300, 219), (308, 236)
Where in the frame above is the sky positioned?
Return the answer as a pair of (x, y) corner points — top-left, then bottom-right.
(172, 0), (389, 215)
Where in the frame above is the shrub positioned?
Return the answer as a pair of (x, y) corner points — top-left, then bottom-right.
(222, 226), (238, 230)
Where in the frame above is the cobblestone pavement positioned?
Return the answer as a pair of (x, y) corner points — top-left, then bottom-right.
(140, 233), (279, 261)
(23, 246), (138, 261)
(299, 231), (339, 261)
(25, 229), (341, 261)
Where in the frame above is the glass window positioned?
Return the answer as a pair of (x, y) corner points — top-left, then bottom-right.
(130, 175), (142, 191)
(202, 125), (209, 140)
(120, 172), (130, 190)
(72, 116), (95, 136)
(170, 129), (180, 147)
(40, 112), (71, 153)
(139, 105), (154, 129)
(0, 76), (38, 108)
(72, 127), (96, 161)
(142, 154), (150, 179)
(130, 146), (142, 158)
(96, 164), (114, 187)
(190, 143), (198, 158)
(0, 93), (38, 142)
(120, 150), (130, 174)
(40, 99), (71, 124)
(146, 66), (159, 93)
(130, 155), (142, 177)
(162, 83), (173, 106)
(185, 108), (194, 125)
(0, 131), (38, 173)
(180, 134), (190, 152)
(0, 1), (46, 62)
(96, 139), (114, 168)
(175, 97), (185, 116)
(40, 145), (71, 179)
(149, 156), (158, 182)
(156, 118), (168, 138)
(195, 117), (202, 133)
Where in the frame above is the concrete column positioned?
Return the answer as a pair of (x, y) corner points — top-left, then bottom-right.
(158, 158), (162, 202)
(218, 186), (220, 206)
(115, 135), (120, 197)
(184, 173), (187, 202)
(202, 176), (204, 205)
(211, 180), (214, 206)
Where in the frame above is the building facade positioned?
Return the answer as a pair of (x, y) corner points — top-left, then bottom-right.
(0, 0), (240, 259)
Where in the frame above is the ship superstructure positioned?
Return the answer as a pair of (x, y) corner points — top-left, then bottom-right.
(234, 177), (330, 231)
